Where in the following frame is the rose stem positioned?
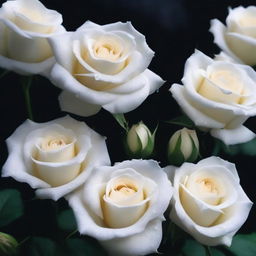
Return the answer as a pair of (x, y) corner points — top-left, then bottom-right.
(18, 236), (31, 247)
(22, 76), (34, 120)
(205, 246), (212, 256)
(0, 69), (9, 79)
(65, 229), (78, 240)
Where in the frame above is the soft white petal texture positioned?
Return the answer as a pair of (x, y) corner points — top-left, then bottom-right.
(214, 51), (240, 63)
(210, 19), (243, 64)
(59, 91), (101, 117)
(210, 125), (256, 145)
(0, 55), (55, 75)
(49, 21), (163, 116)
(51, 63), (164, 115)
(100, 219), (162, 256)
(170, 84), (225, 128)
(2, 116), (110, 200)
(170, 50), (256, 145)
(102, 69), (164, 114)
(169, 156), (253, 246)
(210, 6), (256, 65)
(0, 0), (66, 75)
(67, 159), (172, 255)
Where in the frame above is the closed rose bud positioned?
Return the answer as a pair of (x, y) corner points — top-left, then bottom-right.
(126, 122), (155, 158)
(0, 232), (18, 256)
(168, 128), (199, 166)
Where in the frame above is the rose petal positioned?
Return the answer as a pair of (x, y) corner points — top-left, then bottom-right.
(0, 55), (55, 75)
(180, 184), (223, 227)
(170, 83), (225, 128)
(103, 69), (164, 113)
(210, 19), (242, 63)
(59, 91), (102, 117)
(210, 125), (255, 145)
(100, 219), (162, 256)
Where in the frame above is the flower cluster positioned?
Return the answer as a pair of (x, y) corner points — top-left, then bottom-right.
(0, 1), (255, 256)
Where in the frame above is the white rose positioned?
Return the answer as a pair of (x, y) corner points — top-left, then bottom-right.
(210, 6), (256, 66)
(2, 116), (110, 200)
(170, 50), (256, 145)
(67, 159), (173, 256)
(49, 21), (164, 117)
(165, 156), (253, 246)
(0, 0), (66, 75)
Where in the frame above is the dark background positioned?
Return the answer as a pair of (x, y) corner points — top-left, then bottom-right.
(0, 0), (256, 248)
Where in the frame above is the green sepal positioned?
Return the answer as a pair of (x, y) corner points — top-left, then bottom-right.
(166, 115), (195, 129)
(140, 126), (157, 158)
(167, 134), (185, 166)
(186, 135), (199, 163)
(112, 113), (128, 132)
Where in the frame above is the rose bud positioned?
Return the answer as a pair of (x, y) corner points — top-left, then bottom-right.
(0, 232), (18, 256)
(167, 128), (199, 166)
(126, 122), (155, 158)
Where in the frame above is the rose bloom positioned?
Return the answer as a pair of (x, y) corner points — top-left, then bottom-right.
(210, 6), (256, 66)
(0, 0), (65, 75)
(2, 116), (110, 200)
(67, 160), (173, 256)
(165, 156), (252, 246)
(170, 50), (256, 145)
(49, 21), (164, 117)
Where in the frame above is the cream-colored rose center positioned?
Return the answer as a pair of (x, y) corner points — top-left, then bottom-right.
(179, 172), (227, 226)
(40, 136), (69, 151)
(107, 177), (144, 206)
(93, 38), (122, 61)
(102, 175), (149, 228)
(108, 183), (139, 204)
(194, 177), (220, 205)
(198, 69), (245, 104)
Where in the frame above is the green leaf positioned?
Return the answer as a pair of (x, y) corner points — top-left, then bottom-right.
(210, 248), (226, 256)
(57, 209), (77, 232)
(182, 239), (205, 256)
(26, 237), (57, 256)
(166, 115), (195, 129)
(65, 238), (106, 256)
(112, 113), (128, 131)
(227, 233), (256, 256)
(239, 138), (256, 156)
(0, 189), (24, 227)
(217, 137), (256, 157)
(182, 240), (225, 256)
